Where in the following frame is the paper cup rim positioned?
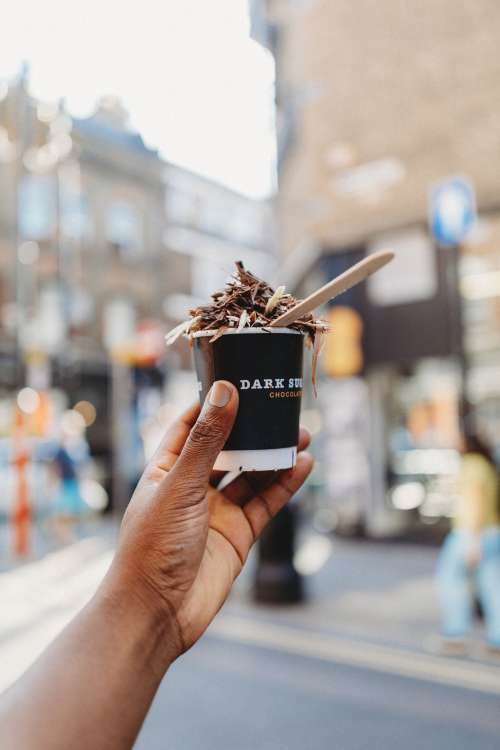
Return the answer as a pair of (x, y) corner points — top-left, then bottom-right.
(191, 327), (303, 339)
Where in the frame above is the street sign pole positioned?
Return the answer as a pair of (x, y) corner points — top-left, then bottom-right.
(429, 175), (473, 436)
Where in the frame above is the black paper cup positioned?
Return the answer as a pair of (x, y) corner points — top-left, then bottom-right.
(193, 328), (304, 472)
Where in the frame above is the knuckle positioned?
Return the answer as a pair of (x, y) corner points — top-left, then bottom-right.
(189, 415), (226, 448)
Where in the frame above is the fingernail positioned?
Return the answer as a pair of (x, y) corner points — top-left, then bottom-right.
(209, 381), (231, 408)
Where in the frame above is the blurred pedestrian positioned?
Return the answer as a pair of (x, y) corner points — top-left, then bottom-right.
(49, 434), (88, 544)
(0, 382), (313, 749)
(436, 431), (500, 654)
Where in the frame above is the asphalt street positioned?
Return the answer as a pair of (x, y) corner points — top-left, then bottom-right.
(137, 635), (500, 750)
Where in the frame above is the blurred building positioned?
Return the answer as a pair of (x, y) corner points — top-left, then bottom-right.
(255, 0), (500, 254)
(0, 72), (168, 479)
(0, 67), (274, 507)
(253, 0), (500, 533)
(163, 163), (275, 368)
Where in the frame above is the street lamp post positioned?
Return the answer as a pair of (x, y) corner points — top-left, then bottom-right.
(103, 298), (137, 513)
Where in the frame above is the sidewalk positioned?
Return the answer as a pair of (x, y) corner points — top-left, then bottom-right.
(0, 518), (118, 694)
(0, 515), (118, 573)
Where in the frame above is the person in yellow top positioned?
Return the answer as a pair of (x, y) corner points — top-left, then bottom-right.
(437, 432), (500, 653)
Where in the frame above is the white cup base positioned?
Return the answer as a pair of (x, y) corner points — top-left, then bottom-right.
(214, 446), (298, 473)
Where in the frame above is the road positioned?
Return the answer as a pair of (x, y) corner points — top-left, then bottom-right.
(138, 635), (500, 750)
(1, 526), (500, 749)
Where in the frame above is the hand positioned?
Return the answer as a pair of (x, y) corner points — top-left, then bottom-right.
(109, 381), (313, 661)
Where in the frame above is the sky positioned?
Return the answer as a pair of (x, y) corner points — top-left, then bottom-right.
(0, 0), (276, 197)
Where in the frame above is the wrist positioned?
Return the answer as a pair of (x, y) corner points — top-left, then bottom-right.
(96, 564), (182, 676)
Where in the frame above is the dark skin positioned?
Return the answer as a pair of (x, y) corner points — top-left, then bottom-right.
(0, 381), (313, 749)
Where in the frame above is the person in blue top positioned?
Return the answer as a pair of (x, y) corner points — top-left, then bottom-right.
(49, 425), (90, 541)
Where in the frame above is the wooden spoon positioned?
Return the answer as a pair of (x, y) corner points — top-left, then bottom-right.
(269, 249), (394, 328)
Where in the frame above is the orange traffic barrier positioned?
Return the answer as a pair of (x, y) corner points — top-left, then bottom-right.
(11, 409), (32, 558)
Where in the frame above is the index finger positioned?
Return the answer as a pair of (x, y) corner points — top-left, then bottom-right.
(149, 401), (201, 473)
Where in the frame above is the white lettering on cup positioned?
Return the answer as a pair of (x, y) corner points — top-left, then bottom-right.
(252, 379), (263, 390)
(264, 379), (274, 389)
(275, 379), (285, 388)
(240, 380), (251, 390)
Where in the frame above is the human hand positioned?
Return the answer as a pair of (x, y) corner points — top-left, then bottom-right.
(108, 381), (313, 662)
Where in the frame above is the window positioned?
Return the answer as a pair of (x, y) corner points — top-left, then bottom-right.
(18, 174), (57, 240)
(165, 189), (195, 225)
(106, 201), (142, 260)
(61, 192), (92, 242)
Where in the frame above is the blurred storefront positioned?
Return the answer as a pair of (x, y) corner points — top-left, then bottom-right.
(303, 237), (463, 535)
(253, 0), (500, 534)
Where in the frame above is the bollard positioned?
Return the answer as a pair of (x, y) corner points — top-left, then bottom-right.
(254, 504), (304, 604)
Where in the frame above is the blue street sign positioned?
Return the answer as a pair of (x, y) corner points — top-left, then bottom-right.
(429, 176), (476, 246)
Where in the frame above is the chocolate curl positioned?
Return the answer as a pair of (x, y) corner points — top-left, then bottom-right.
(265, 285), (286, 315)
(311, 329), (326, 398)
(165, 319), (192, 346)
(237, 310), (249, 330)
(209, 325), (230, 343)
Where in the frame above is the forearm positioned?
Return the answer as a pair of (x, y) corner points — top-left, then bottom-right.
(0, 571), (175, 750)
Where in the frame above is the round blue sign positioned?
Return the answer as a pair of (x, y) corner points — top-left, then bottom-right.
(430, 176), (476, 246)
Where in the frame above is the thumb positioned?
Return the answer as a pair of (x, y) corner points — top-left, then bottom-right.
(170, 380), (239, 487)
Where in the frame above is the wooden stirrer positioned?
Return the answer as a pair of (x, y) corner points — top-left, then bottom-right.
(269, 249), (394, 328)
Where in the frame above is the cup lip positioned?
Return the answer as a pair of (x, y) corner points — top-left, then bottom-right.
(192, 327), (303, 339)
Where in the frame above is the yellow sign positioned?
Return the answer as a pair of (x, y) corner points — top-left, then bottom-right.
(323, 306), (364, 377)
